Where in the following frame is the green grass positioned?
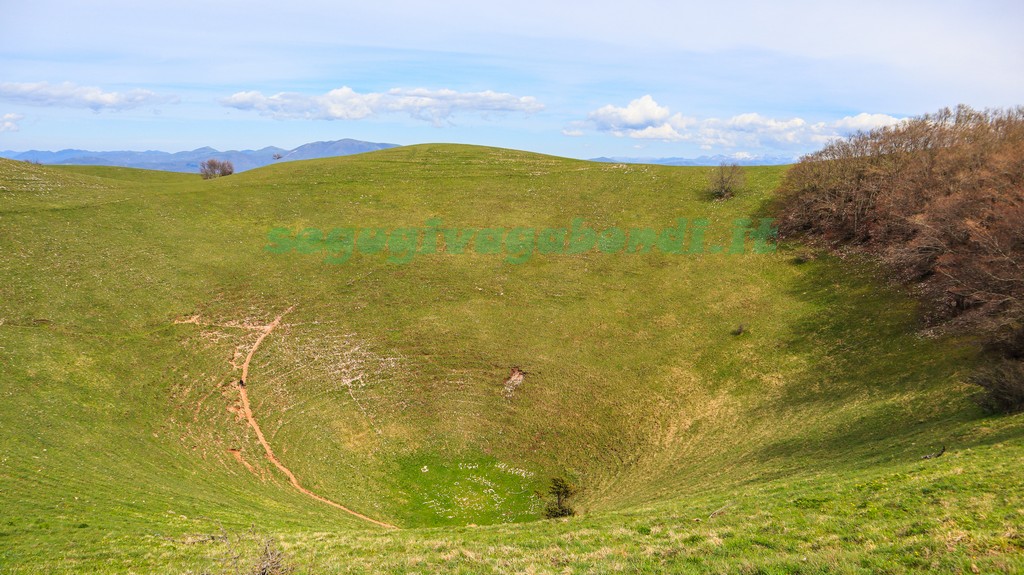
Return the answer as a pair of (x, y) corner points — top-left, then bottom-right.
(0, 145), (1021, 573)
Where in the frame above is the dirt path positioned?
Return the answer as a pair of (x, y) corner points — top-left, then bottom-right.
(236, 306), (398, 529)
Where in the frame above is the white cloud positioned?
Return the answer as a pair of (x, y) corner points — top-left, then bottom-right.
(727, 113), (806, 132)
(0, 113), (23, 132)
(628, 124), (684, 140)
(585, 95), (695, 140)
(578, 96), (908, 150)
(0, 82), (173, 111)
(221, 86), (543, 125)
(833, 112), (905, 132)
(588, 95), (670, 130)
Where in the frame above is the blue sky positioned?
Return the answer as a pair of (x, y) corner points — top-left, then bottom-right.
(1, 0), (1022, 160)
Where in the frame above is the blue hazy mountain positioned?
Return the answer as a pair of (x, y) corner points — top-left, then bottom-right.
(1, 138), (399, 173)
(589, 154), (796, 166)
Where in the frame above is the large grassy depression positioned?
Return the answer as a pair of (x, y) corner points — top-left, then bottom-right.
(0, 146), (1021, 573)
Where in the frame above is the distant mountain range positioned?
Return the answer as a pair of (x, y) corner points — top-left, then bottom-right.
(590, 154), (796, 166)
(0, 138), (400, 173)
(0, 141), (797, 172)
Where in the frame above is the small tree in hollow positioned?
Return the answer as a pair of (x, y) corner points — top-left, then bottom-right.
(544, 477), (577, 518)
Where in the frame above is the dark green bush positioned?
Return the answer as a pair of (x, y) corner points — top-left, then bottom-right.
(544, 477), (577, 518)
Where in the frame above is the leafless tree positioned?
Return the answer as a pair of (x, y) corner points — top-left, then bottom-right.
(776, 105), (1024, 411)
(200, 158), (234, 179)
(708, 162), (746, 200)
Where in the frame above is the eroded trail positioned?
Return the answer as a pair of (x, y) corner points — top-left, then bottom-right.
(236, 306), (397, 529)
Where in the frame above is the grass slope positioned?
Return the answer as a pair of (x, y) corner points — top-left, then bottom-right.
(0, 146), (1021, 573)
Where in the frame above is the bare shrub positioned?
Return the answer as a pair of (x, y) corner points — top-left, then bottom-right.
(707, 162), (746, 200)
(248, 537), (295, 575)
(969, 360), (1024, 414)
(204, 531), (296, 575)
(776, 105), (1024, 349)
(200, 158), (234, 179)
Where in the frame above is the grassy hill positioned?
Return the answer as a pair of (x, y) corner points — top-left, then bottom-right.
(0, 145), (1021, 573)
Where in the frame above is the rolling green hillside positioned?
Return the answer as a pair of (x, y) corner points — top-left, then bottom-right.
(1, 146), (1021, 574)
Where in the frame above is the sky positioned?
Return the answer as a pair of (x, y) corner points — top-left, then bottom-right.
(1, 0), (1022, 160)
